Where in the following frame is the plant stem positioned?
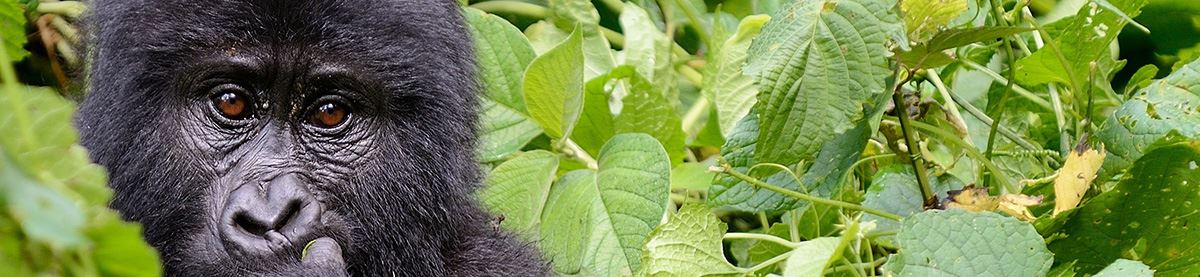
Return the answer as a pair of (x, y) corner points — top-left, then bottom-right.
(827, 258), (888, 274)
(671, 0), (711, 48)
(677, 64), (703, 86)
(560, 138), (598, 169)
(827, 220), (860, 275)
(680, 96), (709, 135)
(837, 153), (897, 188)
(743, 249), (793, 273)
(942, 78), (1055, 161)
(959, 61), (1051, 110)
(890, 69), (936, 208)
(724, 233), (796, 248)
(927, 69), (971, 144)
(719, 163), (903, 221)
(470, 1), (548, 18)
(1047, 84), (1070, 156)
(1018, 10), (1070, 157)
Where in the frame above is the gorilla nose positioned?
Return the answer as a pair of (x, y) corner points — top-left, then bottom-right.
(220, 174), (323, 257)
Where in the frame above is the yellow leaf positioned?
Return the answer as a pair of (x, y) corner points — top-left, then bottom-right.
(944, 186), (1042, 221)
(1052, 144), (1106, 216)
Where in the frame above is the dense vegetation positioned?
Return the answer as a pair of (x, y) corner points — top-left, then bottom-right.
(3, 0), (1200, 276)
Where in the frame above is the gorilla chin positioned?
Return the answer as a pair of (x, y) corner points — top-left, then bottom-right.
(76, 0), (546, 275)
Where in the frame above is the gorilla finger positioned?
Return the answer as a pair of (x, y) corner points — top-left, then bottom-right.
(301, 237), (347, 275)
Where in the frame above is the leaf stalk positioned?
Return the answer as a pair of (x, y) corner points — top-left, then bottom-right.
(718, 163), (902, 221)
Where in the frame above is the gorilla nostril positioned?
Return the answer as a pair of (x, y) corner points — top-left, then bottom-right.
(234, 211), (271, 236)
(278, 200), (301, 228)
(233, 199), (304, 237)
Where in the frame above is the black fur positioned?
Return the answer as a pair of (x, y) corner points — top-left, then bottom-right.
(76, 0), (546, 275)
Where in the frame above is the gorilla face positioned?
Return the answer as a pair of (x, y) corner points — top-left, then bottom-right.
(78, 0), (544, 275)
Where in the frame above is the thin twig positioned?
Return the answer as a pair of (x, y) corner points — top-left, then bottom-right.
(717, 163), (903, 221)
(890, 68), (936, 208)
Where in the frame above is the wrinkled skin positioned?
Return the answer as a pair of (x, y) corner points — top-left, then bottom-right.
(76, 0), (547, 275)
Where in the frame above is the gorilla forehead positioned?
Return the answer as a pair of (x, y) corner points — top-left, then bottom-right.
(99, 0), (462, 49)
(91, 0), (473, 93)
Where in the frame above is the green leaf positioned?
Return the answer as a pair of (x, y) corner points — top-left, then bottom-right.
(525, 21), (569, 55)
(619, 3), (670, 82)
(669, 162), (715, 191)
(0, 1), (29, 62)
(885, 209), (1053, 276)
(782, 237), (841, 276)
(1094, 259), (1154, 277)
(1048, 141), (1200, 275)
(524, 25), (585, 139)
(574, 66), (685, 164)
(744, 0), (899, 165)
(897, 27), (1032, 69)
(1047, 260), (1078, 277)
(548, 0), (599, 32)
(900, 0), (967, 42)
(464, 8), (542, 162)
(706, 15), (769, 136)
(88, 213), (161, 277)
(465, 7), (537, 114)
(592, 133), (671, 274)
(547, 0), (617, 80)
(1096, 59), (1200, 176)
(570, 74), (617, 157)
(540, 170), (596, 274)
(639, 204), (740, 276)
(477, 99), (544, 162)
(1014, 0), (1149, 89)
(1, 155), (86, 247)
(1123, 64), (1158, 95)
(861, 166), (964, 245)
(479, 150), (559, 236)
(707, 114), (805, 213)
(611, 68), (685, 165)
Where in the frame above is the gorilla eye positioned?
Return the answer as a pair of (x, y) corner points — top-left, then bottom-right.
(309, 100), (350, 128)
(209, 85), (253, 120)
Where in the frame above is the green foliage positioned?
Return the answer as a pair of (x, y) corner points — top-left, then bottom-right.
(639, 204), (740, 276)
(459, 0), (1200, 275)
(466, 7), (543, 162)
(0, 1), (28, 62)
(743, 0), (897, 166)
(0, 42), (159, 275)
(524, 25), (585, 140)
(1096, 59), (1200, 175)
(1015, 0), (1148, 94)
(885, 209), (1053, 276)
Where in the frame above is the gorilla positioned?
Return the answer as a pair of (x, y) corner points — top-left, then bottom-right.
(75, 0), (546, 275)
